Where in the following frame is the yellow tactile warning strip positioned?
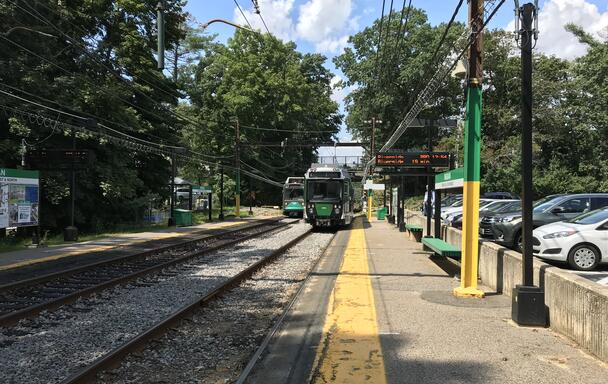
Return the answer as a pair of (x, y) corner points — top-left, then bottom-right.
(0, 220), (249, 272)
(310, 218), (387, 383)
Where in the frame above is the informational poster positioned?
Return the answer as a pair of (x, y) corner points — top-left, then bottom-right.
(0, 168), (39, 229)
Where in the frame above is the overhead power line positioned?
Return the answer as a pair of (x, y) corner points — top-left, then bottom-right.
(234, 0), (254, 30)
(362, 0), (506, 182)
(251, 0), (271, 34)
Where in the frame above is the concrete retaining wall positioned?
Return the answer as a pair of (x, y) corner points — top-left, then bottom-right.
(405, 210), (608, 362)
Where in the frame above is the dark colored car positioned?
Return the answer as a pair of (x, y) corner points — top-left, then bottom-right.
(492, 193), (608, 251)
(478, 201), (523, 236)
(482, 192), (517, 199)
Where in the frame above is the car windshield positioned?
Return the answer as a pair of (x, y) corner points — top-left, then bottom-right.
(284, 187), (303, 200)
(483, 201), (509, 211)
(450, 200), (463, 208)
(479, 200), (494, 207)
(533, 195), (562, 213)
(308, 181), (342, 200)
(568, 209), (608, 225)
(497, 201), (521, 213)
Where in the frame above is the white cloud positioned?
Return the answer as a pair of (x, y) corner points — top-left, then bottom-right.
(507, 0), (608, 60)
(233, 0), (296, 41)
(316, 35), (350, 53)
(232, 0), (357, 53)
(296, 0), (353, 41)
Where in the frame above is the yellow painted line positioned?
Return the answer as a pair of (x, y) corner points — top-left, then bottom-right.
(0, 220), (249, 272)
(311, 218), (387, 383)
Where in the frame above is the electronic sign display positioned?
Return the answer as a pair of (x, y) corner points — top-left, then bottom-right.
(376, 152), (450, 168)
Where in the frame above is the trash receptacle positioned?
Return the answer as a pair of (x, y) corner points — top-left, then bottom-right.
(172, 209), (193, 226)
(377, 207), (387, 220)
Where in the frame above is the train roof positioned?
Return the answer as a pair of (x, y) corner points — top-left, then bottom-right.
(305, 164), (351, 180)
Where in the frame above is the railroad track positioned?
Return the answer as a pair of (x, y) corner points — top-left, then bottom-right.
(61, 227), (314, 384)
(0, 218), (293, 327)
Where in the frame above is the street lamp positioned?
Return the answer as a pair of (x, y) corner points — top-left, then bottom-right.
(512, 1), (546, 326)
(0, 26), (56, 38)
(200, 19), (260, 35)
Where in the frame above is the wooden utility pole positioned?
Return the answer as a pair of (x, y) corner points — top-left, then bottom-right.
(454, 0), (484, 298)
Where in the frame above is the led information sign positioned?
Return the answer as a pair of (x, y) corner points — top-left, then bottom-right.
(26, 149), (93, 169)
(376, 152), (450, 168)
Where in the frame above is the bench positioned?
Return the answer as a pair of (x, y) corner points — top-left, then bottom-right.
(404, 224), (423, 232)
(422, 237), (461, 259)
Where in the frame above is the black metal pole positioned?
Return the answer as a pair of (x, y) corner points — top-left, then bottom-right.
(434, 186), (441, 238)
(208, 192), (212, 222)
(426, 124), (433, 236)
(512, 2), (545, 327)
(70, 129), (76, 228)
(169, 151), (176, 226)
(521, 3), (534, 287)
(219, 165), (224, 220)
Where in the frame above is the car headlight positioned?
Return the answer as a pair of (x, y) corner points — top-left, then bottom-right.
(543, 230), (578, 239)
(499, 216), (520, 223)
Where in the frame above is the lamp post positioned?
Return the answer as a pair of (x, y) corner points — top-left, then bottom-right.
(200, 19), (260, 34)
(512, 1), (546, 327)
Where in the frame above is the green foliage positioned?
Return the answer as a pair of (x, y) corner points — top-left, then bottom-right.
(334, 8), (465, 150)
(0, 1), (187, 231)
(178, 30), (341, 204)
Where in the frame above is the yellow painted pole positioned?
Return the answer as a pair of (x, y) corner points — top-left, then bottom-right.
(367, 189), (372, 221)
(454, 0), (484, 298)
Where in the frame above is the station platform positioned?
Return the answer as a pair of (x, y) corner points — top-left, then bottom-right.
(248, 217), (608, 384)
(0, 217), (276, 284)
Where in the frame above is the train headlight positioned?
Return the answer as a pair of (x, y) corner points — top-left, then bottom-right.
(334, 204), (341, 214)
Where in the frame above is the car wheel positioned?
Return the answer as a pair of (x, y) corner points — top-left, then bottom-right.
(568, 245), (600, 271)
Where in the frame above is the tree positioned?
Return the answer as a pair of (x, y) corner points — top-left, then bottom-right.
(0, 1), (188, 232)
(179, 30), (342, 203)
(334, 8), (465, 152)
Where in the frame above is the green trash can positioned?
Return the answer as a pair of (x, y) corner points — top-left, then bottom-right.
(172, 209), (193, 226)
(377, 207), (387, 220)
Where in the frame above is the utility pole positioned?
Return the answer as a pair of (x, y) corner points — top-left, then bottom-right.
(512, 1), (545, 326)
(454, 0), (485, 298)
(157, 1), (165, 70)
(235, 119), (241, 218)
(425, 122), (434, 237)
(364, 117), (383, 160)
(169, 150), (176, 226)
(219, 165), (225, 220)
(64, 129), (78, 241)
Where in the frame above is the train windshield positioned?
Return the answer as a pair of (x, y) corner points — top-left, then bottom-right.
(284, 187), (304, 200)
(308, 181), (342, 200)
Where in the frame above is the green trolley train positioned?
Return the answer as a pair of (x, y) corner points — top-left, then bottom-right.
(304, 164), (354, 228)
(282, 177), (305, 217)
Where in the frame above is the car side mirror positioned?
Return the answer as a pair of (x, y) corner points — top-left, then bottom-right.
(551, 206), (565, 215)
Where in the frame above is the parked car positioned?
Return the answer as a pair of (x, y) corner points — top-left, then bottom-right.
(442, 198), (496, 220)
(533, 207), (608, 270)
(482, 192), (517, 200)
(441, 194), (462, 207)
(447, 200), (519, 229)
(492, 193), (608, 252)
(478, 201), (522, 236)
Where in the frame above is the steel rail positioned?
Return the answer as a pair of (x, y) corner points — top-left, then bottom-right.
(0, 219), (290, 327)
(0, 217), (283, 293)
(62, 229), (313, 384)
(235, 230), (338, 383)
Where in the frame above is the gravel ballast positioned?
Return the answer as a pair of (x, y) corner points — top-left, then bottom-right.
(97, 231), (334, 384)
(0, 223), (311, 384)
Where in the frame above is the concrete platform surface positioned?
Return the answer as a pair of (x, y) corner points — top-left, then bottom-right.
(249, 217), (608, 384)
(0, 217), (276, 284)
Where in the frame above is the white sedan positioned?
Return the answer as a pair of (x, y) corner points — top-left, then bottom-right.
(533, 208), (608, 270)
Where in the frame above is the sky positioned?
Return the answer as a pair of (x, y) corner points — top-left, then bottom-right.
(185, 0), (608, 157)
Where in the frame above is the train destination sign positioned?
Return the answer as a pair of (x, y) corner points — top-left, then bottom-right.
(376, 152), (450, 168)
